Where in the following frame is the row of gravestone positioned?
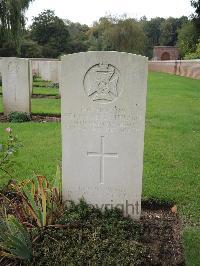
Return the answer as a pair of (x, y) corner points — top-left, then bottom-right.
(1, 52), (148, 219)
(0, 57), (61, 115)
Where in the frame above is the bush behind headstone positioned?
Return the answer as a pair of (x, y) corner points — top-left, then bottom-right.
(8, 112), (31, 123)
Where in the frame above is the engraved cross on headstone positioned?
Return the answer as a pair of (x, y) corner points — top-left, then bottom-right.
(87, 136), (118, 184)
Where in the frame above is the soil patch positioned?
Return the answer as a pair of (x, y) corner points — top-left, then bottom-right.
(32, 94), (60, 99)
(140, 200), (184, 265)
(31, 114), (61, 122)
(0, 113), (7, 122)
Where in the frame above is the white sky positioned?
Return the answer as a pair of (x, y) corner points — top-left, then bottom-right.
(26, 0), (194, 26)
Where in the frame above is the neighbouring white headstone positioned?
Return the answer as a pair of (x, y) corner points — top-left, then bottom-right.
(2, 57), (31, 115)
(0, 58), (2, 94)
(31, 59), (60, 83)
(61, 51), (148, 219)
(0, 57), (3, 73)
(29, 59), (33, 94)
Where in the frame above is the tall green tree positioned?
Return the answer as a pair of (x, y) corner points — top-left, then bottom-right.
(159, 17), (188, 46)
(88, 16), (146, 55)
(191, 0), (200, 33)
(65, 20), (89, 53)
(142, 17), (165, 58)
(87, 17), (113, 51)
(178, 21), (198, 57)
(109, 18), (146, 54)
(178, 0), (200, 59)
(0, 0), (34, 56)
(30, 10), (70, 58)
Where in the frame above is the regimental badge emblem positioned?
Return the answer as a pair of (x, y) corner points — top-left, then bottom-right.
(84, 63), (120, 103)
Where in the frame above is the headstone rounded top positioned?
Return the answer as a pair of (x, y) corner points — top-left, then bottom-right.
(62, 51), (148, 60)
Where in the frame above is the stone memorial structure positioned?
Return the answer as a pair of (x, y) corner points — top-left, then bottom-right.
(153, 46), (179, 61)
(2, 58), (31, 115)
(61, 51), (148, 219)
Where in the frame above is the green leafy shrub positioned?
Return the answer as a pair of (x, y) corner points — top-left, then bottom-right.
(8, 112), (31, 123)
(48, 82), (59, 88)
(33, 73), (41, 81)
(184, 41), (200, 59)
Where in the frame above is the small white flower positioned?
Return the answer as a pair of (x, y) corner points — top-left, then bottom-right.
(5, 127), (12, 133)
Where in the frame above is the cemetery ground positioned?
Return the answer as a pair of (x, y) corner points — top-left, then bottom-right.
(0, 72), (199, 265)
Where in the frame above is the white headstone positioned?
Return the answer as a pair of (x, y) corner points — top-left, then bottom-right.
(39, 60), (59, 83)
(61, 52), (148, 219)
(29, 60), (33, 94)
(2, 58), (31, 115)
(30, 59), (60, 83)
(0, 57), (3, 74)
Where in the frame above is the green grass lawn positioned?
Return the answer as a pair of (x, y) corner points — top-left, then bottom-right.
(33, 78), (52, 87)
(32, 76), (59, 96)
(32, 86), (59, 96)
(0, 122), (61, 185)
(31, 98), (61, 115)
(144, 73), (200, 222)
(1, 85), (58, 96)
(0, 96), (61, 115)
(0, 72), (199, 265)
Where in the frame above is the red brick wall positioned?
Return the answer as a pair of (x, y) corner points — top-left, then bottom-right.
(149, 60), (200, 80)
(153, 47), (180, 61)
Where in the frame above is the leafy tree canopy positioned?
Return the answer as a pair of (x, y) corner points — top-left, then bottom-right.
(64, 20), (89, 53)
(191, 0), (200, 18)
(0, 0), (34, 56)
(159, 17), (188, 46)
(191, 0), (200, 33)
(30, 9), (70, 57)
(178, 21), (198, 56)
(88, 16), (146, 55)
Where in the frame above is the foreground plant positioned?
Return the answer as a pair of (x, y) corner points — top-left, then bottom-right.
(0, 166), (62, 264)
(0, 213), (32, 261)
(11, 166), (63, 228)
